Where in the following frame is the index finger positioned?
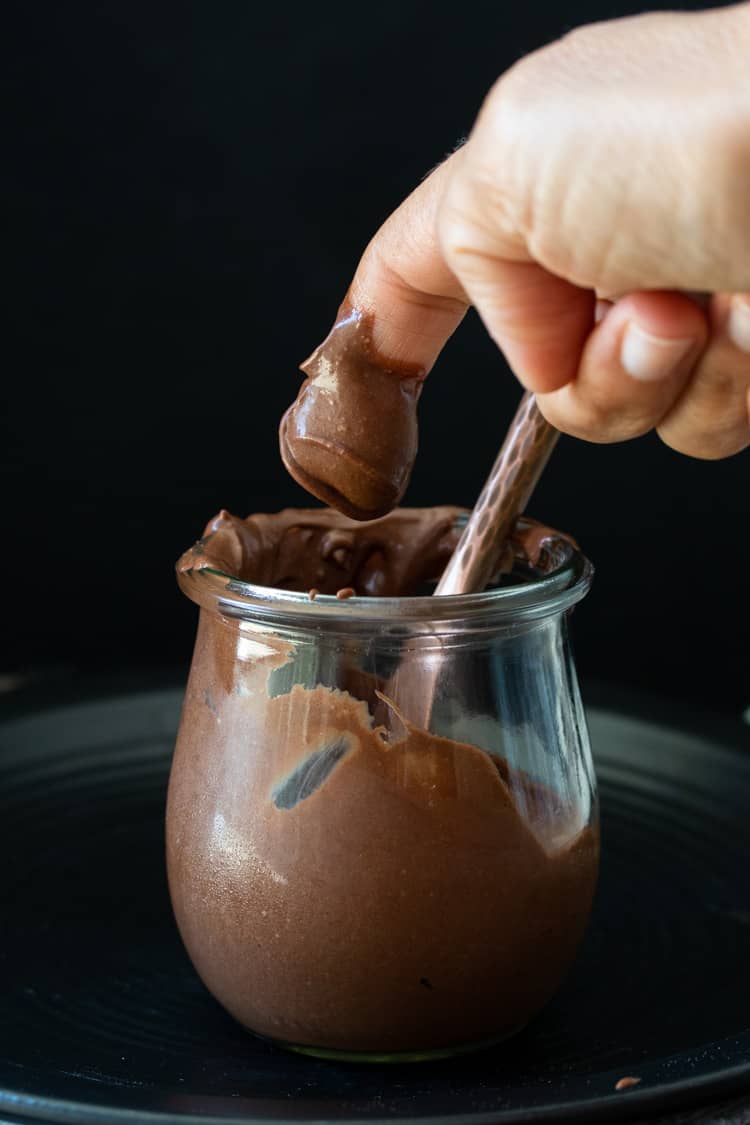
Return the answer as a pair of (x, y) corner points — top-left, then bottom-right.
(345, 150), (469, 369)
(279, 155), (472, 519)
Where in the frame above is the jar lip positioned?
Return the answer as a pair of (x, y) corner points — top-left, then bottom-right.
(177, 532), (593, 627)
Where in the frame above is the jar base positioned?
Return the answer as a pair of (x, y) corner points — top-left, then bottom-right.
(258, 1023), (527, 1064)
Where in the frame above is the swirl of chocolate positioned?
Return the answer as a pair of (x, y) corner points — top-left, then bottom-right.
(177, 506), (572, 597)
(279, 307), (425, 520)
(177, 506), (463, 596)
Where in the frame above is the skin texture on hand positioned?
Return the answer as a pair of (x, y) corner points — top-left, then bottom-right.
(311, 2), (750, 469)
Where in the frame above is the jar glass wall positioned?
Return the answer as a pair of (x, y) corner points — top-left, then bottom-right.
(167, 530), (598, 1062)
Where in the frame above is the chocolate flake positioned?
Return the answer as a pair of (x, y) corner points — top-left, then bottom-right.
(614, 1076), (641, 1091)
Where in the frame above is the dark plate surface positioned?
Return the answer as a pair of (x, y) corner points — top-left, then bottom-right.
(0, 689), (748, 1124)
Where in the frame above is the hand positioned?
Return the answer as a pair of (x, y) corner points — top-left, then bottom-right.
(337, 4), (750, 460)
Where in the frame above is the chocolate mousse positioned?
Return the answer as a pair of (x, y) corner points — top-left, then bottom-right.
(177, 505), (572, 595)
(178, 506), (461, 596)
(168, 507), (599, 1055)
(279, 306), (425, 520)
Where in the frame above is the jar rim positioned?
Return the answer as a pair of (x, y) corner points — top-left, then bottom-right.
(177, 528), (593, 629)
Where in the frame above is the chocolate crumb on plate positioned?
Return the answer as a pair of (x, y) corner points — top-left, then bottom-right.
(615, 1076), (642, 1091)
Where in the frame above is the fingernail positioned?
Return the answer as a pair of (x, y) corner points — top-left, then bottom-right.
(727, 296), (750, 353)
(620, 323), (695, 382)
(595, 299), (613, 324)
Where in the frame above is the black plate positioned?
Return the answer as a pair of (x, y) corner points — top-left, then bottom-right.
(0, 688), (749, 1124)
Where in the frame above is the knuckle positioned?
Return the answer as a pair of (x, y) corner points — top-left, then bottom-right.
(688, 120), (750, 290)
(474, 35), (608, 285)
(437, 174), (519, 288)
(465, 67), (548, 251)
(436, 196), (492, 279)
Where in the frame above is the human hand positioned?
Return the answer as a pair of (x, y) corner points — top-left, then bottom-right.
(334, 3), (750, 461)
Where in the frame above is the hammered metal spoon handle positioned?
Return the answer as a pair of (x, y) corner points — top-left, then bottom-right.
(436, 392), (559, 596)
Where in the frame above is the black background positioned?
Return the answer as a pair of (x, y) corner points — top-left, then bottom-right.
(3, 0), (747, 714)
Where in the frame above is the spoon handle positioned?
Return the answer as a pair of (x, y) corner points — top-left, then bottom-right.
(435, 392), (559, 596)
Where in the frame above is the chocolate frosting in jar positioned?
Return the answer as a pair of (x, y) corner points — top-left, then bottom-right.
(177, 506), (573, 597)
(168, 670), (598, 1053)
(177, 506), (460, 596)
(169, 506), (596, 1055)
(279, 307), (425, 521)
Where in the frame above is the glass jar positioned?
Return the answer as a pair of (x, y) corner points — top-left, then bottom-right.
(167, 524), (598, 1062)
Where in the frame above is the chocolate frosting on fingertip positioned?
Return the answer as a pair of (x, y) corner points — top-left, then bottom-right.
(279, 307), (426, 520)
